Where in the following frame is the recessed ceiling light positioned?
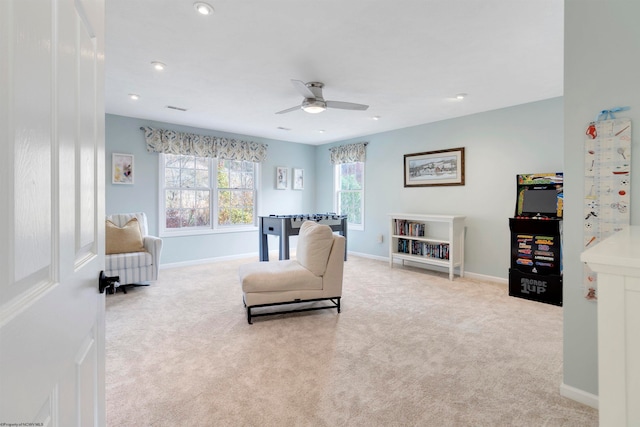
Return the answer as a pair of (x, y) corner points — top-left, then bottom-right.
(193, 2), (214, 15)
(455, 93), (467, 100)
(318, 130), (326, 133)
(151, 61), (166, 71)
(372, 116), (380, 120)
(128, 93), (140, 100)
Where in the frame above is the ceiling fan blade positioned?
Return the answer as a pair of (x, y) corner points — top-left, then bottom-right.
(275, 105), (301, 114)
(290, 79), (316, 99)
(326, 100), (369, 111)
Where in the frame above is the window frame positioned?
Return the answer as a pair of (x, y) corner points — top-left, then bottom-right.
(158, 154), (260, 237)
(334, 161), (365, 231)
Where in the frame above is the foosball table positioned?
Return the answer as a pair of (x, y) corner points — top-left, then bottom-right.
(259, 213), (348, 261)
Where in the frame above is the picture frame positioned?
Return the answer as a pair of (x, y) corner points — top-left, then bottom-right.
(276, 166), (288, 189)
(404, 147), (465, 187)
(112, 153), (134, 185)
(293, 168), (304, 190)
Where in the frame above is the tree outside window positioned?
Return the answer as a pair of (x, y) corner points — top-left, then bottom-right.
(161, 154), (257, 234)
(217, 159), (256, 226)
(335, 161), (364, 230)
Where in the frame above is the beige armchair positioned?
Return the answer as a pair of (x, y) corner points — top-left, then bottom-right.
(239, 220), (345, 324)
(105, 212), (162, 292)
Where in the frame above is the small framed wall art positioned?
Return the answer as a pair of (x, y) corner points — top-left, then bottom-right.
(293, 168), (304, 190)
(112, 153), (134, 184)
(404, 147), (465, 187)
(276, 166), (288, 189)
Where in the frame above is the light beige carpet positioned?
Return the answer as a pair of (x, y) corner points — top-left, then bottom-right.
(106, 255), (598, 427)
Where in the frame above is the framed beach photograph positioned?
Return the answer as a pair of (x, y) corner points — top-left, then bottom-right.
(276, 166), (288, 189)
(293, 168), (304, 190)
(404, 147), (465, 187)
(112, 153), (134, 184)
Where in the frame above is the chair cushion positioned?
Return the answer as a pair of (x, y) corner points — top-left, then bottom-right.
(106, 218), (145, 254)
(106, 251), (154, 270)
(240, 260), (323, 292)
(296, 221), (334, 276)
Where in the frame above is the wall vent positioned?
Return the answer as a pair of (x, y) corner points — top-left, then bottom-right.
(166, 105), (188, 112)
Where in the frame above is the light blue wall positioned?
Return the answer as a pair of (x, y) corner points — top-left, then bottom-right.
(316, 98), (563, 279)
(105, 114), (317, 264)
(107, 99), (563, 274)
(563, 0), (640, 398)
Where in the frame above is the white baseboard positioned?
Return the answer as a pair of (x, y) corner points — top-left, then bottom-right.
(348, 252), (507, 285)
(162, 251), (508, 286)
(160, 252), (256, 270)
(162, 250), (508, 285)
(560, 383), (599, 409)
(348, 251), (388, 262)
(464, 271), (508, 285)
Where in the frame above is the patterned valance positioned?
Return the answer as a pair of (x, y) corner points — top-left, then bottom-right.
(329, 142), (367, 164)
(141, 127), (268, 162)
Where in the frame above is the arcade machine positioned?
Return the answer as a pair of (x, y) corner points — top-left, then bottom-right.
(509, 173), (563, 306)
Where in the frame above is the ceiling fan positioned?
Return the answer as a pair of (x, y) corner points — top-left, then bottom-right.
(276, 79), (369, 114)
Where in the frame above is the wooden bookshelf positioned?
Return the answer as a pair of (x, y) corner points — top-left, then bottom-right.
(389, 213), (466, 280)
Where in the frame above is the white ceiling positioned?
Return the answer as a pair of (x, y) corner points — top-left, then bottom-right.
(105, 0), (563, 145)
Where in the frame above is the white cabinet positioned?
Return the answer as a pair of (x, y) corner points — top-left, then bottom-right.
(389, 213), (465, 280)
(581, 225), (640, 427)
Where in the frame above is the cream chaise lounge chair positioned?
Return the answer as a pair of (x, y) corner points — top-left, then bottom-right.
(239, 220), (345, 324)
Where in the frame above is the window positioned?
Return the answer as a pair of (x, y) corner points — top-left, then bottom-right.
(334, 161), (364, 230)
(161, 154), (258, 234)
(216, 159), (256, 226)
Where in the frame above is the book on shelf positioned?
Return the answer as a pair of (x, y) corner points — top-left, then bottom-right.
(397, 238), (449, 260)
(394, 219), (426, 237)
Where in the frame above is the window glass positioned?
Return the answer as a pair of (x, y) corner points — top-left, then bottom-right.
(161, 155), (257, 234)
(335, 161), (364, 229)
(217, 159), (255, 226)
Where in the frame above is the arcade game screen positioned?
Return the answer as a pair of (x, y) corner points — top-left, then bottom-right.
(515, 173), (563, 219)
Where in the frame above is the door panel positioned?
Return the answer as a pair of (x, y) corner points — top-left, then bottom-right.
(78, 13), (97, 256)
(3, 0), (53, 305)
(0, 0), (105, 425)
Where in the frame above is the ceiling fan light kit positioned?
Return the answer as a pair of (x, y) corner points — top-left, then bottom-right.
(276, 79), (369, 115)
(302, 99), (327, 114)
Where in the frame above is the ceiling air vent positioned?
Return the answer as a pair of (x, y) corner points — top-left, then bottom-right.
(166, 105), (188, 112)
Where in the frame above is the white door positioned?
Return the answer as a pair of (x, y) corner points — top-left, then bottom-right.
(0, 0), (106, 425)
